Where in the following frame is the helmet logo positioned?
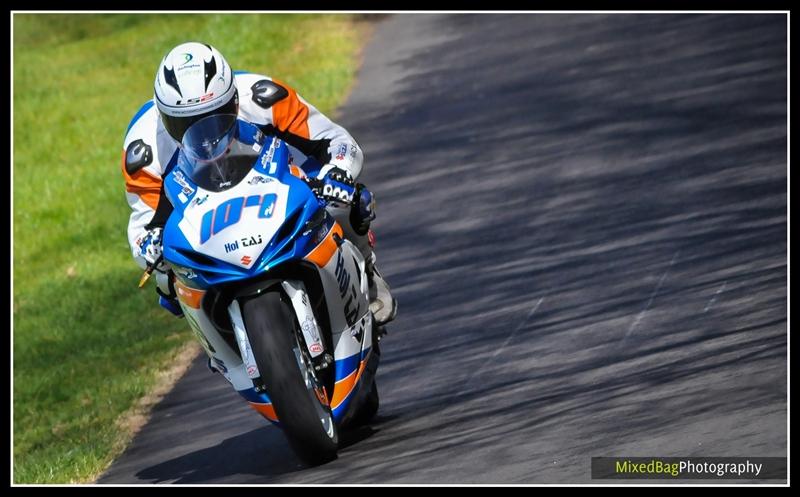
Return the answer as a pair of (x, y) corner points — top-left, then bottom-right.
(175, 92), (215, 106)
(180, 53), (193, 65)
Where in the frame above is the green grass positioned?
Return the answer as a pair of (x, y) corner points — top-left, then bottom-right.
(13, 13), (366, 483)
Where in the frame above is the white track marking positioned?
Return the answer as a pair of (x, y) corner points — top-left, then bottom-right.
(704, 281), (728, 313)
(622, 250), (680, 342)
(459, 297), (544, 393)
(490, 297), (545, 362)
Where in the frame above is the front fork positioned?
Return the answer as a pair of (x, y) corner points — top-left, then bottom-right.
(281, 280), (334, 371)
(226, 280), (332, 385)
(227, 299), (261, 380)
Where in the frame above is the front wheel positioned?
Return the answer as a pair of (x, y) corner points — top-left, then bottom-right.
(241, 289), (338, 465)
(349, 380), (379, 428)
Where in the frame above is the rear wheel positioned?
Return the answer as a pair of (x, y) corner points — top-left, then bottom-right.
(241, 289), (338, 465)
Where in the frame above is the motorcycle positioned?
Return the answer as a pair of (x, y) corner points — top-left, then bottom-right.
(151, 113), (382, 465)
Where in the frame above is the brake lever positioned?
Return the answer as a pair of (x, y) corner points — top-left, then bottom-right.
(138, 255), (164, 288)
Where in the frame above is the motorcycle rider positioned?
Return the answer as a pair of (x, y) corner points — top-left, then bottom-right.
(122, 41), (397, 326)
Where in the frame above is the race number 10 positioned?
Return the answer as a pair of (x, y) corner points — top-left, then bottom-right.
(200, 193), (277, 244)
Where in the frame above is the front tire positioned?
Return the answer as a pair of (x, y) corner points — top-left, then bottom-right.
(241, 288), (338, 465)
(350, 380), (379, 428)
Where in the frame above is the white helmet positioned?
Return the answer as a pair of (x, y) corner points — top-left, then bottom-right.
(154, 42), (238, 142)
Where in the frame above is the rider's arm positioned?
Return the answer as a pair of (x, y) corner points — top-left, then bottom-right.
(123, 158), (162, 270)
(121, 106), (172, 270)
(239, 76), (365, 180)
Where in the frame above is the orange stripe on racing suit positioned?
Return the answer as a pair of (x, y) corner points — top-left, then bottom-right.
(121, 149), (162, 210)
(270, 78), (311, 139)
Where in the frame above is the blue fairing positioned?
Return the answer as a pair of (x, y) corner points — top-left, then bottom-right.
(162, 118), (328, 289)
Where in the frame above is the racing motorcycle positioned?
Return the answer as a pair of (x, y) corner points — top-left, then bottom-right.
(148, 113), (382, 465)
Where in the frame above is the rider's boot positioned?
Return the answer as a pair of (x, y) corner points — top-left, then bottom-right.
(156, 271), (184, 318)
(363, 238), (397, 326)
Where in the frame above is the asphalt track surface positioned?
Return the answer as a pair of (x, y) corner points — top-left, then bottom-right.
(99, 14), (787, 484)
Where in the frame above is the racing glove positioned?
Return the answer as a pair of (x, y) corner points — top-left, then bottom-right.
(137, 227), (168, 273)
(309, 165), (357, 205)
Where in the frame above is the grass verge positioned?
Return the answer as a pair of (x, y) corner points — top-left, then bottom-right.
(13, 13), (368, 483)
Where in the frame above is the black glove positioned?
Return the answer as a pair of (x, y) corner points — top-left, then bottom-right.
(308, 165), (357, 205)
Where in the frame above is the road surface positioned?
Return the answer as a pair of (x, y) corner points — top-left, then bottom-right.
(99, 14), (787, 484)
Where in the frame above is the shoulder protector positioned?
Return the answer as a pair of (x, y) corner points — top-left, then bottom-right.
(125, 139), (153, 175)
(251, 79), (289, 109)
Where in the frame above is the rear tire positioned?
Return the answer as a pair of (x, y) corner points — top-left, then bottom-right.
(241, 289), (338, 465)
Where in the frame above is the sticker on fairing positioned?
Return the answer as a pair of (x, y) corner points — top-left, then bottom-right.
(177, 169), (289, 268)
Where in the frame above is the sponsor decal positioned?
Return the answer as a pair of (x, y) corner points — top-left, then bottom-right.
(299, 314), (323, 357)
(251, 130), (265, 153)
(176, 64), (201, 73)
(224, 240), (240, 253)
(259, 139), (278, 168)
(175, 91), (215, 106)
(335, 252), (361, 326)
(322, 183), (354, 203)
(241, 234), (263, 247)
(248, 175), (273, 185)
(180, 53), (193, 65)
(241, 255), (252, 265)
(260, 156), (275, 170)
(246, 365), (257, 376)
(335, 143), (348, 161)
(301, 315), (321, 342)
(172, 170), (195, 195)
(192, 194), (209, 206)
(221, 234), (263, 254)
